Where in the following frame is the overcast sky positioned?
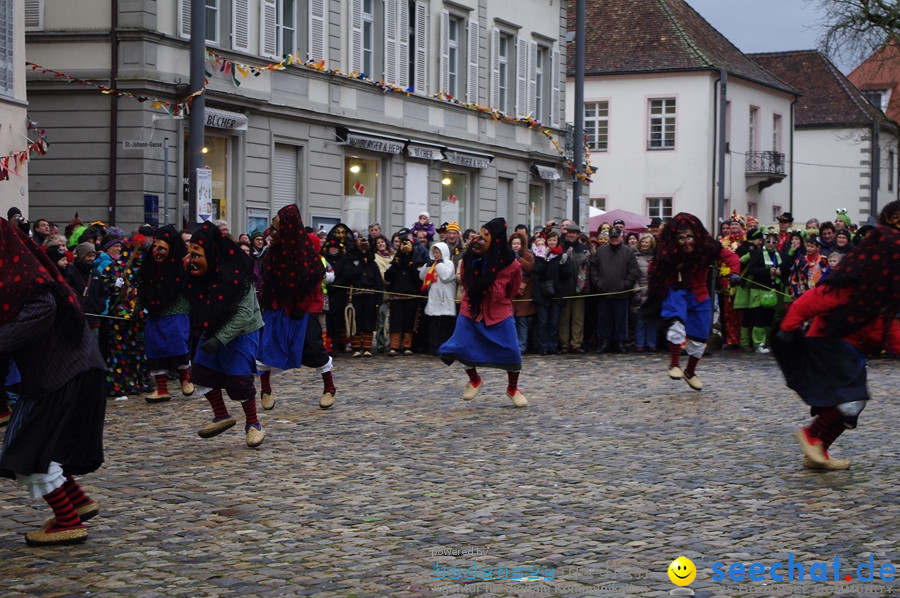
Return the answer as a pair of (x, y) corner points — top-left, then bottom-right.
(687, 0), (858, 73)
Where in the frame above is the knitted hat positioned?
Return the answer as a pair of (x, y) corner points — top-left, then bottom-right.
(75, 242), (97, 261)
(446, 221), (460, 233)
(6, 206), (21, 220)
(45, 244), (67, 264)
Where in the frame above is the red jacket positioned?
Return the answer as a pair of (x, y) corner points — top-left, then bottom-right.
(459, 259), (522, 326)
(781, 285), (900, 354)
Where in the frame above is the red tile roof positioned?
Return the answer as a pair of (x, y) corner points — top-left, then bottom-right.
(847, 42), (900, 122)
(567, 0), (796, 95)
(750, 50), (893, 129)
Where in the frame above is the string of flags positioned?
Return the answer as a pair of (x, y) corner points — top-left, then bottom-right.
(25, 62), (205, 117)
(204, 49), (593, 183)
(21, 52), (594, 184)
(0, 125), (49, 181)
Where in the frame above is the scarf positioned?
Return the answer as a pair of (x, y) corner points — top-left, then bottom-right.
(0, 217), (84, 339)
(183, 221), (256, 335)
(139, 224), (187, 316)
(260, 205), (325, 315)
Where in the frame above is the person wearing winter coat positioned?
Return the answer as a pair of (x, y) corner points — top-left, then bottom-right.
(419, 241), (457, 355)
(384, 231), (425, 355)
(334, 236), (384, 357)
(532, 231), (572, 355)
(589, 226), (640, 354)
(509, 231), (535, 353)
(558, 222), (592, 353)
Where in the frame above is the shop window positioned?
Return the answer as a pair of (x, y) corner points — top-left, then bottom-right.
(440, 171), (468, 231)
(529, 183), (546, 229)
(344, 157), (378, 234)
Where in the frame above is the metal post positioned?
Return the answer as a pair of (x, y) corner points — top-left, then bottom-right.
(188, 0), (206, 224)
(572, 0), (585, 226)
(717, 69), (727, 227)
(164, 137), (169, 225)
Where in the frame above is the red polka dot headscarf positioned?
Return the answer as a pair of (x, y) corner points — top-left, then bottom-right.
(0, 216), (84, 335)
(260, 205), (325, 315)
(183, 220), (256, 335)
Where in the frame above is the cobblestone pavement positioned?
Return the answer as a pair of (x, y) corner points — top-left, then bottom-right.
(2, 350), (900, 598)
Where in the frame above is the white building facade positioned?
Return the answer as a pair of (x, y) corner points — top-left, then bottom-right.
(24, 0), (569, 235)
(0, 0), (29, 219)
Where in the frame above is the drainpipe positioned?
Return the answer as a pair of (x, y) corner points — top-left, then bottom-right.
(572, 0), (585, 226)
(872, 122), (880, 218)
(108, 0), (119, 225)
(789, 96), (796, 216)
(716, 69), (726, 227)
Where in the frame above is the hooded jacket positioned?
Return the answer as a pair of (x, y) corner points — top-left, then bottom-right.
(420, 242), (458, 316)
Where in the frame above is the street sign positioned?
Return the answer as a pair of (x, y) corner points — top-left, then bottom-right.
(196, 168), (212, 222)
(122, 139), (164, 150)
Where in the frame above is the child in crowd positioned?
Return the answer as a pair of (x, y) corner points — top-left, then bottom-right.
(411, 211), (436, 243)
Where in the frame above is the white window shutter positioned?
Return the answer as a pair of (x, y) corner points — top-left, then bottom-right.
(466, 19), (479, 104)
(178, 0), (191, 39)
(260, 0), (278, 58)
(398, 0), (410, 88)
(349, 0), (363, 74)
(385, 0), (399, 85)
(528, 40), (537, 117)
(490, 27), (500, 109)
(309, 0), (327, 62)
(515, 37), (528, 118)
(414, 0), (428, 94)
(550, 49), (561, 128)
(273, 145), (299, 212)
(24, 0), (43, 31)
(439, 9), (449, 93)
(232, 0), (250, 52)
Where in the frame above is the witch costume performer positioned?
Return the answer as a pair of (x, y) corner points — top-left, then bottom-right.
(438, 217), (527, 407)
(138, 224), (194, 403)
(773, 200), (900, 470)
(256, 205), (336, 410)
(184, 221), (266, 448)
(643, 212), (740, 391)
(0, 217), (106, 547)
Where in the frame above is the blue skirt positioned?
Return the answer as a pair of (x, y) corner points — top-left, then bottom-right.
(257, 308), (309, 371)
(194, 330), (259, 376)
(144, 313), (190, 359)
(439, 315), (521, 371)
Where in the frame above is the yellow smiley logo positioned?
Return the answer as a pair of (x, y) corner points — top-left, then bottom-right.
(667, 556), (696, 586)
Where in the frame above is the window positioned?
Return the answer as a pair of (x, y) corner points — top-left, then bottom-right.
(749, 106), (759, 154)
(441, 171), (468, 231)
(647, 197), (673, 220)
(491, 29), (513, 113)
(529, 184), (547, 227)
(589, 197), (606, 212)
(0, 1), (12, 98)
(890, 150), (895, 192)
(772, 206), (781, 223)
(276, 0), (297, 57)
(344, 157), (379, 233)
(206, 0), (220, 44)
(772, 113), (782, 153)
(448, 15), (459, 95)
(362, 0), (375, 76)
(534, 45), (546, 120)
(648, 98), (676, 150)
(585, 101), (608, 151)
(747, 202), (757, 219)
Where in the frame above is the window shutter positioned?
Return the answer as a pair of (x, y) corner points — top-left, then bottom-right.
(273, 145), (299, 213)
(414, 0), (428, 94)
(466, 19), (479, 104)
(550, 49), (561, 128)
(385, 0), (399, 85)
(515, 37), (528, 118)
(260, 0), (278, 59)
(439, 9), (449, 93)
(527, 40), (537, 117)
(178, 0), (191, 39)
(349, 0), (363, 74)
(490, 27), (500, 109)
(309, 0), (327, 62)
(497, 178), (510, 221)
(398, 0), (410, 88)
(232, 0), (250, 52)
(24, 0), (42, 31)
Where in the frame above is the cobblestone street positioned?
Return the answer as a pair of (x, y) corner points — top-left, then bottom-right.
(1, 350), (899, 597)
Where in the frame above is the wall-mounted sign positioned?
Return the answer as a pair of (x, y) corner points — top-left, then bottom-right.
(443, 148), (493, 169)
(407, 143), (443, 161)
(205, 108), (249, 131)
(336, 127), (405, 154)
(123, 140), (164, 150)
(533, 165), (562, 180)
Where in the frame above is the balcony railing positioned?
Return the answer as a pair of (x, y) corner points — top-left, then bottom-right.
(745, 150), (785, 175)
